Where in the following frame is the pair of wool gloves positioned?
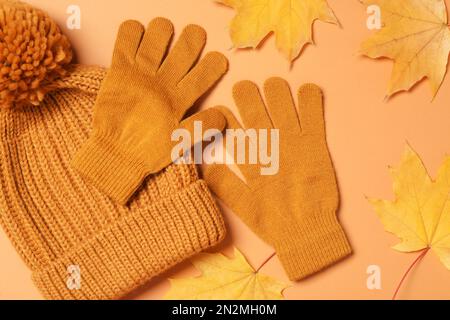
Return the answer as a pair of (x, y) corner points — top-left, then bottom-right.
(73, 18), (352, 284)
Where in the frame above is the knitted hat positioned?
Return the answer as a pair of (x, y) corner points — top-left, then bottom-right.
(0, 1), (225, 299)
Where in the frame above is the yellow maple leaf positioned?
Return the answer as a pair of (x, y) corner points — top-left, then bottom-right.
(360, 0), (450, 98)
(165, 248), (288, 300)
(369, 145), (450, 269)
(215, 0), (338, 61)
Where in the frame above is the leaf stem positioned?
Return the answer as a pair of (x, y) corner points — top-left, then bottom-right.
(392, 247), (430, 300)
(256, 252), (277, 273)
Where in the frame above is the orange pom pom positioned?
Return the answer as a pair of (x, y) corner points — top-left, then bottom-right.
(0, 0), (73, 109)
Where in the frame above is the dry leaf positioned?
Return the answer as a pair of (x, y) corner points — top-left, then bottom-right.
(360, 0), (450, 98)
(165, 248), (288, 300)
(369, 144), (450, 269)
(215, 0), (338, 61)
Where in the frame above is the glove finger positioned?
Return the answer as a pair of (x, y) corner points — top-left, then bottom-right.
(135, 18), (174, 74)
(203, 160), (264, 243)
(175, 52), (228, 118)
(297, 84), (326, 135)
(202, 162), (251, 209)
(215, 106), (262, 183)
(178, 108), (226, 146)
(158, 24), (207, 85)
(233, 81), (272, 130)
(112, 20), (144, 69)
(264, 77), (301, 133)
(216, 105), (243, 131)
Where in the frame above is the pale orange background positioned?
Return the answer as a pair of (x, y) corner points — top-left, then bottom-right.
(1, 0), (450, 300)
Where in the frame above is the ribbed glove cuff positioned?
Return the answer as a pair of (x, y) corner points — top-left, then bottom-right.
(72, 134), (149, 204)
(32, 180), (226, 300)
(274, 211), (352, 281)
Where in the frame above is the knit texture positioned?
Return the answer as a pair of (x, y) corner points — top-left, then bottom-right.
(72, 18), (228, 205)
(203, 78), (352, 281)
(0, 65), (226, 300)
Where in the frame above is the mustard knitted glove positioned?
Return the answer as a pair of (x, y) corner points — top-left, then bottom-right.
(72, 18), (228, 204)
(204, 78), (352, 281)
